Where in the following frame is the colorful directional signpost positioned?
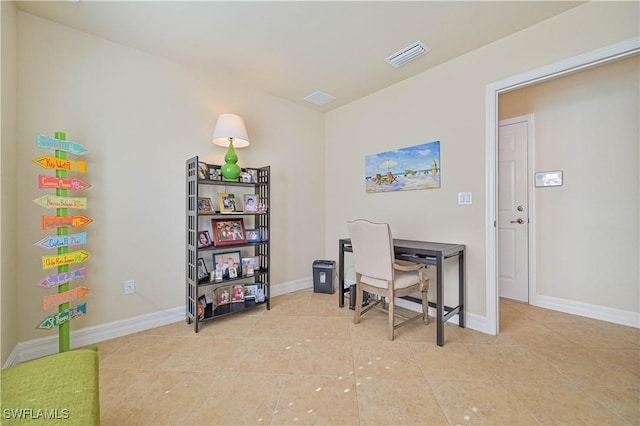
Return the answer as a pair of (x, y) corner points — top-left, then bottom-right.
(33, 131), (91, 352)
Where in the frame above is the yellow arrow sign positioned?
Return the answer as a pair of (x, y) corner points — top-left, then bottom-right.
(32, 156), (86, 173)
(33, 195), (88, 210)
(42, 250), (91, 270)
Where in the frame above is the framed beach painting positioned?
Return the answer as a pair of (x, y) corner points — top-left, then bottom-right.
(365, 140), (440, 193)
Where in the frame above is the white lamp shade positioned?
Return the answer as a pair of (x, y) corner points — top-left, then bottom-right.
(212, 113), (250, 148)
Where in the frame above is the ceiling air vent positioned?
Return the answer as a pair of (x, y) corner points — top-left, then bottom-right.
(304, 91), (336, 106)
(385, 41), (430, 68)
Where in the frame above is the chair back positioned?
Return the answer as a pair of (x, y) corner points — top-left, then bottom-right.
(347, 219), (394, 282)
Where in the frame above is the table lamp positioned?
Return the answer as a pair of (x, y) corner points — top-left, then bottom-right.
(212, 113), (250, 181)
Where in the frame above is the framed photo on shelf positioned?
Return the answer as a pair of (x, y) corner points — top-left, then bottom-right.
(243, 194), (259, 212)
(197, 258), (209, 282)
(218, 193), (238, 213)
(242, 256), (260, 272)
(197, 230), (213, 248)
(197, 162), (208, 179)
(244, 284), (258, 300)
(197, 197), (214, 213)
(246, 169), (258, 183)
(211, 218), (246, 246)
(212, 250), (242, 279)
(208, 165), (221, 181)
(215, 286), (231, 305)
(245, 229), (261, 243)
(231, 284), (245, 303)
(240, 172), (252, 183)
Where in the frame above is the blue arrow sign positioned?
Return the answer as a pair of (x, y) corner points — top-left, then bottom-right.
(36, 303), (87, 329)
(34, 232), (87, 250)
(37, 267), (87, 288)
(37, 133), (88, 156)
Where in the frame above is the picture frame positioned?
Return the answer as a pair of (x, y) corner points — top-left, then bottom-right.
(197, 230), (213, 248)
(197, 197), (214, 213)
(211, 218), (246, 246)
(244, 284), (258, 300)
(197, 258), (209, 282)
(240, 172), (253, 183)
(243, 194), (259, 213)
(245, 229), (261, 243)
(197, 162), (208, 179)
(231, 284), (245, 303)
(242, 256), (260, 271)
(215, 286), (231, 305)
(246, 169), (258, 183)
(217, 193), (238, 214)
(208, 165), (221, 181)
(212, 250), (242, 279)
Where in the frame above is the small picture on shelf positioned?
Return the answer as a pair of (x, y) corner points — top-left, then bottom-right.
(242, 256), (260, 272)
(244, 284), (258, 300)
(256, 287), (266, 303)
(218, 193), (237, 213)
(198, 197), (214, 213)
(212, 269), (223, 281)
(245, 229), (261, 243)
(246, 169), (258, 183)
(208, 166), (221, 181)
(197, 258), (209, 282)
(240, 172), (253, 183)
(197, 295), (207, 320)
(231, 284), (245, 303)
(212, 250), (242, 279)
(257, 201), (268, 214)
(215, 286), (231, 305)
(211, 218), (246, 246)
(197, 162), (208, 179)
(197, 230), (213, 248)
(243, 194), (259, 213)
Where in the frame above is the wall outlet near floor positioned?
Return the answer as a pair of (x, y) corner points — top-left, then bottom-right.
(124, 280), (136, 295)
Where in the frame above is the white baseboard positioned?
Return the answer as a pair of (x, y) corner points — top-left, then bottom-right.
(4, 279), (315, 368)
(536, 294), (640, 328)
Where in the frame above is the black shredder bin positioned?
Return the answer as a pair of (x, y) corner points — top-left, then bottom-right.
(312, 260), (336, 294)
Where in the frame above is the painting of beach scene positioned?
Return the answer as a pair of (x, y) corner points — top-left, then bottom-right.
(365, 140), (440, 193)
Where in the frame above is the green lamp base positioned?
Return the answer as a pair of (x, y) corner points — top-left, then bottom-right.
(221, 139), (241, 181)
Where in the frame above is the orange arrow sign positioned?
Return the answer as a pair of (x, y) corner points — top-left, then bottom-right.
(32, 156), (86, 173)
(41, 215), (92, 230)
(42, 286), (91, 310)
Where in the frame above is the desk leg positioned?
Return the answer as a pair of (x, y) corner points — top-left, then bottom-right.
(436, 253), (444, 347)
(338, 240), (345, 308)
(459, 249), (465, 328)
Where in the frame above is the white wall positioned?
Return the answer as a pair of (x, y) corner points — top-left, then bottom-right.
(1, 0), (18, 365)
(14, 12), (325, 344)
(499, 56), (639, 312)
(324, 2), (640, 325)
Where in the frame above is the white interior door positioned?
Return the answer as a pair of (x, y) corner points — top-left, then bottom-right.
(498, 118), (530, 302)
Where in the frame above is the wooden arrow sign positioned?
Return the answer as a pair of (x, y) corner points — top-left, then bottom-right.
(32, 156), (86, 173)
(33, 195), (88, 210)
(41, 215), (92, 230)
(38, 175), (91, 191)
(37, 267), (87, 289)
(37, 133), (88, 156)
(43, 286), (91, 310)
(36, 303), (87, 329)
(34, 232), (87, 250)
(42, 250), (91, 270)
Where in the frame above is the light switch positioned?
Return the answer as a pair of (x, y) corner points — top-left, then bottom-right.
(458, 192), (472, 205)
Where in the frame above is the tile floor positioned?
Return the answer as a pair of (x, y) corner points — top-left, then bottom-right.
(96, 290), (639, 425)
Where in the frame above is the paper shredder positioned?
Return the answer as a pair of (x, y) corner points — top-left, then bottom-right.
(312, 260), (336, 294)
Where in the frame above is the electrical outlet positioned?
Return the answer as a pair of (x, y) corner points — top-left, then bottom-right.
(124, 280), (135, 295)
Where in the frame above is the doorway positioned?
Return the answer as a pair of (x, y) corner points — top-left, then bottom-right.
(484, 37), (640, 336)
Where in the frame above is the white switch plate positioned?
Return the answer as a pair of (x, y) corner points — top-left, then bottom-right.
(458, 192), (472, 205)
(124, 280), (135, 295)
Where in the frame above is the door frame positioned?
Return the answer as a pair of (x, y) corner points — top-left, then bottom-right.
(498, 114), (536, 306)
(484, 36), (640, 336)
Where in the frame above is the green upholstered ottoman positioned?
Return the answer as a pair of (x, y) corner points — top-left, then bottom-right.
(1, 349), (100, 425)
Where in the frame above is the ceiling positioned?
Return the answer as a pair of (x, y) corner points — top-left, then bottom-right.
(16, 1), (583, 112)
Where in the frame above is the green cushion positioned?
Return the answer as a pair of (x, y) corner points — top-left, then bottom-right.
(1, 349), (100, 425)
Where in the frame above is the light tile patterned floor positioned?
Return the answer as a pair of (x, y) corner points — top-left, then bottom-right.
(97, 290), (639, 425)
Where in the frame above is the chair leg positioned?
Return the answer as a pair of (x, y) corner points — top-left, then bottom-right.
(421, 287), (429, 325)
(388, 287), (395, 341)
(353, 275), (363, 325)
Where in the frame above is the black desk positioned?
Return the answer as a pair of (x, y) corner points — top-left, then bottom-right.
(338, 238), (465, 346)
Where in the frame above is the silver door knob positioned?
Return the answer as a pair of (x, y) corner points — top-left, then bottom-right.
(510, 218), (525, 224)
(517, 205), (524, 212)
